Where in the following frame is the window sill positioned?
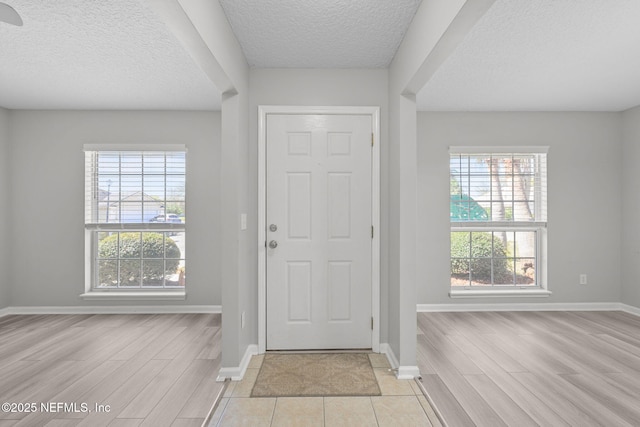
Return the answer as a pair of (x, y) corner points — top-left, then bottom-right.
(79, 291), (186, 301)
(449, 289), (552, 298)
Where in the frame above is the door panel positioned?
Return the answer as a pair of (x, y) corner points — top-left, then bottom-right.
(287, 173), (312, 239)
(266, 114), (372, 350)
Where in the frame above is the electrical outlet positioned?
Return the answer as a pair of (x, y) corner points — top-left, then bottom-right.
(579, 274), (587, 285)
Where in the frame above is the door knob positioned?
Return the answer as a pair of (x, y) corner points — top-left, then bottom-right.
(269, 224), (278, 232)
(269, 240), (278, 249)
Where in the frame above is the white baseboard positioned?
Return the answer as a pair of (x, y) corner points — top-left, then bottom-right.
(0, 305), (222, 316)
(379, 343), (421, 380)
(417, 302), (624, 312)
(379, 343), (396, 368)
(396, 365), (421, 380)
(621, 303), (640, 317)
(217, 344), (258, 381)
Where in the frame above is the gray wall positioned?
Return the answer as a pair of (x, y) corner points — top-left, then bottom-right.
(417, 112), (623, 305)
(0, 108), (9, 309)
(622, 106), (640, 309)
(2, 105), (635, 315)
(8, 110), (221, 307)
(249, 68), (390, 342)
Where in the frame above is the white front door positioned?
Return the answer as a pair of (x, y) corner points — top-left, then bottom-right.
(266, 114), (373, 350)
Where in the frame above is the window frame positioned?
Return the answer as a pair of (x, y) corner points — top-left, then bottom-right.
(448, 146), (550, 298)
(81, 145), (187, 300)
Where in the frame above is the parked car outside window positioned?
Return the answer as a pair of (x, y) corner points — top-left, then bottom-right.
(150, 214), (182, 223)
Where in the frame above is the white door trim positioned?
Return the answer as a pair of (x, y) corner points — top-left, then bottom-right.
(258, 105), (380, 353)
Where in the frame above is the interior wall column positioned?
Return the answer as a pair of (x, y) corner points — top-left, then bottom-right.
(220, 90), (241, 369)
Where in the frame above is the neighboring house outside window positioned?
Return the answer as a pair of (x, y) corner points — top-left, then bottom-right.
(83, 145), (186, 297)
(449, 147), (549, 297)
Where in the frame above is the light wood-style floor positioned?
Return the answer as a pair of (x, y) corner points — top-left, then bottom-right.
(417, 311), (640, 427)
(2, 311), (639, 426)
(0, 313), (222, 426)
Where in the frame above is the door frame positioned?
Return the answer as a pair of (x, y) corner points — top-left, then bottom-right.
(258, 105), (380, 353)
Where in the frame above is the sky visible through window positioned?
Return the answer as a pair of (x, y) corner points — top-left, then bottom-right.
(450, 155), (489, 199)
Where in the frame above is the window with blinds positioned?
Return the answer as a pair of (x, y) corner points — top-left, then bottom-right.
(84, 146), (186, 291)
(449, 147), (547, 289)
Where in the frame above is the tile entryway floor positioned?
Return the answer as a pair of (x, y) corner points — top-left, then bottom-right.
(207, 354), (442, 427)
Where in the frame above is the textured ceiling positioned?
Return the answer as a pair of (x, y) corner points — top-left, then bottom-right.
(3, 0), (639, 112)
(218, 0), (422, 68)
(417, 0), (640, 112)
(0, 0), (221, 110)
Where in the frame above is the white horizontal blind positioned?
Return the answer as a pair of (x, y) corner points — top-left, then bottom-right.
(84, 150), (186, 226)
(449, 150), (547, 224)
